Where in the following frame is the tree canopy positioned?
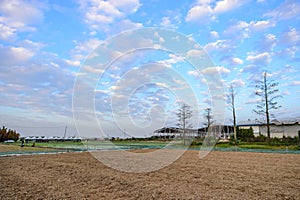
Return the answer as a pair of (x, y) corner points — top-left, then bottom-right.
(0, 126), (20, 142)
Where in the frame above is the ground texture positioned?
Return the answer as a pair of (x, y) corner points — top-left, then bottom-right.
(1, 149), (300, 199)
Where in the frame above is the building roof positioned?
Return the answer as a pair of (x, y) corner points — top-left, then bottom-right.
(237, 119), (261, 126)
(238, 118), (300, 126)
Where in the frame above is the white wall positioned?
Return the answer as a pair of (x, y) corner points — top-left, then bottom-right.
(238, 124), (300, 138)
(259, 124), (300, 138)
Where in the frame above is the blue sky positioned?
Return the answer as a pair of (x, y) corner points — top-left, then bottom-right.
(0, 0), (299, 137)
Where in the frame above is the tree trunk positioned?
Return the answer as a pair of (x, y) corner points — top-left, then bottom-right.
(232, 95), (237, 144)
(264, 72), (271, 144)
(183, 106), (186, 146)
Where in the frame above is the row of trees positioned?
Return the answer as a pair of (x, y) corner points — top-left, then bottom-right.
(229, 71), (281, 144)
(177, 71), (281, 144)
(0, 126), (20, 142)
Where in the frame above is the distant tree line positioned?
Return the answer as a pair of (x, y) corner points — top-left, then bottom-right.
(0, 126), (20, 142)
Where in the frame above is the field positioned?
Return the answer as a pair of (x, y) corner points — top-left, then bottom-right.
(4, 139), (300, 152)
(1, 149), (300, 199)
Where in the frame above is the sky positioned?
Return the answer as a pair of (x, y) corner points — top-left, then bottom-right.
(0, 0), (299, 138)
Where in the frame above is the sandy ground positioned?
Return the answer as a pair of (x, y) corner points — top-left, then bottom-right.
(0, 149), (300, 199)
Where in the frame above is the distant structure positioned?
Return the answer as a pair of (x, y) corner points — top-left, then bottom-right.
(154, 125), (234, 139)
(154, 119), (300, 139)
(237, 119), (300, 138)
(22, 136), (82, 143)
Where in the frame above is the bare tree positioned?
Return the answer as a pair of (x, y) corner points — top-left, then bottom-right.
(203, 108), (214, 128)
(227, 85), (237, 144)
(253, 71), (281, 143)
(177, 103), (193, 145)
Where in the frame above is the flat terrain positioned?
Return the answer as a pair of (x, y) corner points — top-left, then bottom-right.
(1, 150), (300, 199)
(0, 144), (36, 152)
(0, 144), (57, 154)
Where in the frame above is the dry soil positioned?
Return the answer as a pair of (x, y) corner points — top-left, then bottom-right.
(0, 149), (300, 199)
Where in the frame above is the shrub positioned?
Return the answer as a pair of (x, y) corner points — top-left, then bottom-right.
(281, 136), (299, 145)
(237, 127), (254, 142)
(191, 140), (202, 146)
(254, 134), (267, 142)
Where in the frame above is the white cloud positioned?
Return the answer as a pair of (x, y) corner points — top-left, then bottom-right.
(214, 0), (244, 14)
(264, 0), (300, 21)
(246, 52), (271, 65)
(186, 49), (205, 58)
(160, 17), (177, 29)
(110, 0), (141, 14)
(282, 91), (290, 95)
(245, 98), (261, 105)
(0, 22), (16, 40)
(197, 0), (214, 4)
(251, 20), (272, 30)
(239, 65), (261, 74)
(280, 28), (300, 46)
(65, 59), (81, 67)
(231, 57), (243, 65)
(113, 19), (143, 33)
(83, 65), (105, 74)
(202, 66), (230, 75)
(68, 38), (102, 64)
(79, 0), (141, 33)
(187, 70), (201, 77)
(186, 5), (213, 22)
(259, 34), (277, 52)
(210, 31), (219, 38)
(0, 45), (34, 66)
(50, 62), (59, 68)
(74, 38), (102, 53)
(230, 79), (245, 88)
(290, 81), (300, 86)
(186, 0), (247, 23)
(158, 54), (184, 68)
(224, 20), (273, 40)
(204, 40), (229, 52)
(0, 0), (45, 40)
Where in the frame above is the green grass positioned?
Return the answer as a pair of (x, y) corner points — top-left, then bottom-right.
(9, 140), (168, 150)
(0, 143), (57, 153)
(12, 141), (84, 148)
(215, 143), (232, 148)
(5, 139), (300, 151)
(190, 140), (300, 150)
(237, 144), (299, 150)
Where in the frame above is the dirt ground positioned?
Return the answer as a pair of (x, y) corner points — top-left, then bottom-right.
(1, 149), (300, 199)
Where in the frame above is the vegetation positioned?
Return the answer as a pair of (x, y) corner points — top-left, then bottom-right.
(0, 126), (20, 142)
(237, 127), (255, 142)
(253, 71), (281, 143)
(4, 135), (300, 152)
(176, 103), (193, 145)
(0, 143), (56, 153)
(202, 136), (300, 150)
(227, 85), (237, 144)
(203, 108), (214, 128)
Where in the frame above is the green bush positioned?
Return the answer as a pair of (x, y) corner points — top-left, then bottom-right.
(191, 140), (203, 146)
(252, 136), (299, 146)
(237, 127), (254, 142)
(281, 136), (299, 145)
(254, 134), (267, 142)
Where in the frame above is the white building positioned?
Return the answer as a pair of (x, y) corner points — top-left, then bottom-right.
(238, 119), (300, 138)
